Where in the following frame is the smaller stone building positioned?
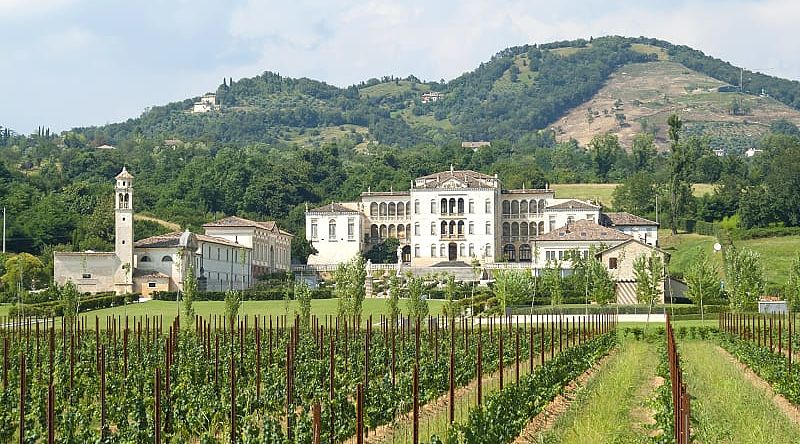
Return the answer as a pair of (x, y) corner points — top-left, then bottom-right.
(595, 238), (670, 304)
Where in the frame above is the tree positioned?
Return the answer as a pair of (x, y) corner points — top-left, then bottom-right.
(589, 133), (621, 182)
(363, 238), (400, 264)
(633, 252), (664, 327)
(631, 133), (656, 172)
(612, 172), (656, 214)
(60, 281), (80, 332)
(723, 246), (765, 313)
(786, 253), (800, 312)
(406, 275), (428, 320)
(182, 265), (197, 317)
(684, 250), (720, 320)
(443, 274), (458, 320)
(334, 255), (367, 320)
(294, 280), (312, 329)
(387, 275), (401, 326)
(492, 269), (533, 315)
(1, 253), (47, 293)
(667, 113), (688, 235)
(588, 257), (616, 305)
(541, 260), (563, 308)
(224, 289), (241, 325)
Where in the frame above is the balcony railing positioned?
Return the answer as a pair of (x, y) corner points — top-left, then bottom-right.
(501, 213), (544, 220)
(440, 234), (466, 241)
(369, 215), (411, 221)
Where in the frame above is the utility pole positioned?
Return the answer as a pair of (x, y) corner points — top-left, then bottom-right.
(2, 206), (5, 253)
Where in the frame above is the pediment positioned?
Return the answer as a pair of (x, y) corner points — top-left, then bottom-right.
(441, 178), (466, 188)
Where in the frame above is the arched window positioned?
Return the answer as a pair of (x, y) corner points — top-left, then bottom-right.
(161, 255), (173, 262)
(520, 222), (528, 237)
(329, 219), (337, 239)
(441, 198), (448, 215)
(529, 199), (537, 214)
(511, 222), (519, 237)
(270, 246), (275, 266)
(431, 245), (437, 257)
(398, 224), (406, 239)
(371, 224), (379, 239)
(449, 221), (456, 236)
(538, 221), (545, 235)
(519, 244), (532, 262)
(397, 202), (405, 217)
(469, 243), (475, 257)
(388, 224), (397, 238)
(457, 221), (464, 235)
(529, 222), (536, 236)
(502, 222), (510, 237)
(511, 200), (519, 216)
(140, 256), (151, 262)
(380, 224), (388, 238)
(449, 198), (456, 214)
(502, 201), (510, 215)
(503, 244), (517, 262)
(457, 198), (464, 214)
(388, 202), (396, 217)
(441, 221), (448, 235)
(370, 202), (378, 217)
(431, 199), (437, 214)
(379, 202), (387, 217)
(485, 244), (492, 258)
(539, 199), (547, 213)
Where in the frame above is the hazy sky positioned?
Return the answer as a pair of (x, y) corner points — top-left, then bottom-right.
(2, 0), (798, 134)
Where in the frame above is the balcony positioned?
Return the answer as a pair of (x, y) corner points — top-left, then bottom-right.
(440, 234), (465, 241)
(501, 213), (544, 220)
(369, 215), (411, 222)
(439, 211), (466, 218)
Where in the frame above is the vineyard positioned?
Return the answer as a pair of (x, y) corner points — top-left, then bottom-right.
(0, 313), (616, 443)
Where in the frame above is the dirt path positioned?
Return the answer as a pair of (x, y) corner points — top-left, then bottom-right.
(680, 340), (800, 444)
(134, 213), (180, 231)
(518, 340), (658, 444)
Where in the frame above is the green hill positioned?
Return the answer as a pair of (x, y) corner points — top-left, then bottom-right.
(73, 36), (800, 149)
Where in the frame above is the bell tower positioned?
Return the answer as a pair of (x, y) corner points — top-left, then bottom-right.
(114, 167), (135, 287)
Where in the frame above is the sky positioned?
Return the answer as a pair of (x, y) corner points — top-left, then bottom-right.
(2, 0), (799, 134)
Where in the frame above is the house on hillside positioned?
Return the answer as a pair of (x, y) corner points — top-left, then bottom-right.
(421, 92), (444, 103)
(192, 93), (221, 113)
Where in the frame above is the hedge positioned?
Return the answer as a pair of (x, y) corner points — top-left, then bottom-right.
(151, 287), (333, 302)
(8, 292), (134, 318)
(508, 304), (730, 316)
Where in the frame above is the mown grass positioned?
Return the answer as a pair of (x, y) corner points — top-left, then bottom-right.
(660, 230), (800, 287)
(538, 340), (658, 443)
(680, 340), (800, 443)
(57, 298), (447, 328)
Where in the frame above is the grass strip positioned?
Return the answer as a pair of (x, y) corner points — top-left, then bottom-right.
(681, 340), (800, 443)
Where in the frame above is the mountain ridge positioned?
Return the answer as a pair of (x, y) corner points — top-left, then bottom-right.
(71, 36), (800, 150)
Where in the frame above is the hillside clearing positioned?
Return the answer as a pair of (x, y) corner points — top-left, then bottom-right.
(552, 61), (800, 150)
(550, 183), (713, 206)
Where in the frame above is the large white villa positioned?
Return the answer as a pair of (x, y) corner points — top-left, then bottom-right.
(305, 167), (659, 268)
(54, 168), (293, 297)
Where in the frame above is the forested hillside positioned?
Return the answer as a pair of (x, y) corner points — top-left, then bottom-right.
(70, 36), (800, 149)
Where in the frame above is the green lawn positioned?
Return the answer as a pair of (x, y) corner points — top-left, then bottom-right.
(660, 230), (800, 287)
(72, 298), (446, 327)
(550, 183), (713, 207)
(680, 340), (800, 443)
(539, 340), (658, 443)
(740, 236), (800, 286)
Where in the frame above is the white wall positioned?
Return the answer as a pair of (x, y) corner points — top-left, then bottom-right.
(306, 212), (363, 265)
(54, 253), (121, 293)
